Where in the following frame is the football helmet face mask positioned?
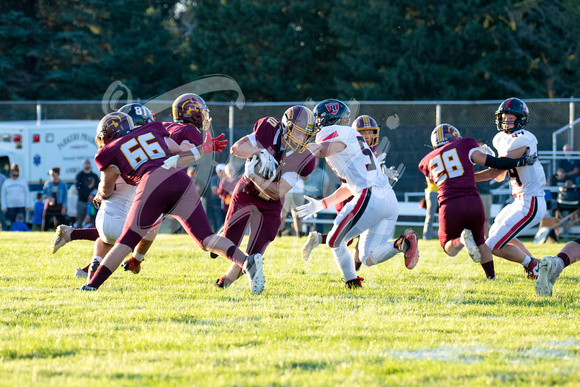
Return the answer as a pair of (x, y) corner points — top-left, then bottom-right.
(172, 93), (211, 131)
(281, 105), (317, 153)
(313, 99), (351, 129)
(495, 97), (529, 133)
(352, 115), (380, 148)
(95, 112), (135, 149)
(117, 103), (154, 127)
(431, 124), (461, 149)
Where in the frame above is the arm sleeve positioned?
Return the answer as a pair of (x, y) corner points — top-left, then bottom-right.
(483, 155), (521, 170)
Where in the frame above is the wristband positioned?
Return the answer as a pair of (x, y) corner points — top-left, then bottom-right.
(322, 199), (328, 209)
(190, 147), (201, 160)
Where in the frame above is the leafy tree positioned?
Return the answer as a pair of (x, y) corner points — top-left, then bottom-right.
(185, 0), (342, 101)
(0, 7), (44, 99)
(38, 0), (183, 100)
(332, 0), (580, 100)
(1, 0), (579, 101)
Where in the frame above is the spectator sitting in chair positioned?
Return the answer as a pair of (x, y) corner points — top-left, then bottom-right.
(551, 144), (580, 186)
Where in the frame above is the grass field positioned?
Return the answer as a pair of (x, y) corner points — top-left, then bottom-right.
(1, 231), (579, 386)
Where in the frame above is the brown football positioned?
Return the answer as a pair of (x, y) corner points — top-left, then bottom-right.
(252, 159), (280, 182)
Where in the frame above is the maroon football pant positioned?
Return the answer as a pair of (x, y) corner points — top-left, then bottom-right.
(221, 187), (283, 255)
(118, 168), (213, 249)
(438, 195), (486, 248)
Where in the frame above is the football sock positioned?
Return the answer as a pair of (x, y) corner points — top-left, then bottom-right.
(133, 252), (145, 262)
(320, 234), (328, 244)
(481, 261), (495, 279)
(521, 255), (532, 268)
(87, 265), (113, 289)
(81, 263), (90, 272)
(556, 252), (571, 267)
(225, 246), (236, 260)
(70, 228), (100, 241)
(332, 243), (356, 282)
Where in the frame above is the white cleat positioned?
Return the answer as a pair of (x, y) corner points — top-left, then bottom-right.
(301, 232), (321, 261)
(535, 256), (553, 297)
(50, 225), (73, 254)
(243, 253), (265, 294)
(75, 268), (88, 279)
(80, 284), (97, 291)
(461, 229), (481, 263)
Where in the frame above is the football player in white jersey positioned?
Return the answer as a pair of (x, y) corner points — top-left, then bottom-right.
(475, 98), (546, 279)
(300, 114), (400, 264)
(297, 99), (419, 288)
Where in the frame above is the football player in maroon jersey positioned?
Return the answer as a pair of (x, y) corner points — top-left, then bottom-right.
(121, 93), (212, 274)
(52, 97), (214, 278)
(212, 105), (318, 288)
(419, 124), (536, 279)
(82, 111), (265, 294)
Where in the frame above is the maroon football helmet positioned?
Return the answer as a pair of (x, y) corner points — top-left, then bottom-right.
(430, 124), (461, 149)
(281, 105), (317, 153)
(172, 93), (211, 130)
(352, 115), (380, 148)
(95, 112), (135, 149)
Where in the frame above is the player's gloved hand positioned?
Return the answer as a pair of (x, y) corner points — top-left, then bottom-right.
(296, 195), (325, 219)
(93, 193), (103, 210)
(479, 143), (496, 157)
(202, 131), (228, 154)
(516, 147), (537, 167)
(162, 155), (180, 169)
(376, 152), (387, 167)
(258, 149), (278, 179)
(245, 155), (259, 178)
(383, 165), (400, 180)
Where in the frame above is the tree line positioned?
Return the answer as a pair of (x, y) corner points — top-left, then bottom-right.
(2, 0), (579, 102)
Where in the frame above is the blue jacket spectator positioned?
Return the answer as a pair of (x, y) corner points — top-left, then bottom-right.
(42, 167), (67, 231)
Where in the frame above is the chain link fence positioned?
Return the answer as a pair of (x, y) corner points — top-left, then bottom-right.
(1, 98), (578, 196)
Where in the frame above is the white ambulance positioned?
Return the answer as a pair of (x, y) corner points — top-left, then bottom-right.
(0, 120), (100, 200)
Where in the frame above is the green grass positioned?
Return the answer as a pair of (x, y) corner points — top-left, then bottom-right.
(1, 231), (579, 386)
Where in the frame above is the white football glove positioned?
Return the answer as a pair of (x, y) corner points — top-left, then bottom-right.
(245, 155), (259, 178)
(162, 155), (180, 169)
(296, 195), (325, 220)
(258, 149), (278, 179)
(383, 165), (399, 180)
(376, 152), (387, 167)
(480, 143), (496, 157)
